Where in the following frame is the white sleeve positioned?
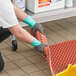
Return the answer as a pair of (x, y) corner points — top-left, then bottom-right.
(0, 0), (18, 28)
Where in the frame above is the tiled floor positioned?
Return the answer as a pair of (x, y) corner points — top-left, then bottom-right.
(0, 16), (76, 76)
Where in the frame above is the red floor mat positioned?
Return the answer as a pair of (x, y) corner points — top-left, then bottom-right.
(49, 39), (76, 76)
(31, 30), (76, 76)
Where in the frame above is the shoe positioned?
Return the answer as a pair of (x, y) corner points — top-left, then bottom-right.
(0, 52), (4, 72)
(35, 43), (49, 56)
(32, 23), (44, 37)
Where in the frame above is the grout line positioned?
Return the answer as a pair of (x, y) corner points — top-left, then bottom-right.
(64, 18), (76, 27)
(44, 24), (67, 42)
(5, 56), (27, 75)
(53, 21), (76, 36)
(45, 23), (68, 41)
(3, 70), (10, 76)
(5, 49), (48, 75)
(17, 50), (50, 76)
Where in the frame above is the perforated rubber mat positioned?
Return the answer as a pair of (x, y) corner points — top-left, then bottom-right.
(31, 30), (76, 76)
(49, 39), (76, 75)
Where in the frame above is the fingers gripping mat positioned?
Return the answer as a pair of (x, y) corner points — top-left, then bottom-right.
(31, 30), (50, 63)
(31, 30), (76, 76)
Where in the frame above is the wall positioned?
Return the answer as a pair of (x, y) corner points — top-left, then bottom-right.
(74, 0), (76, 7)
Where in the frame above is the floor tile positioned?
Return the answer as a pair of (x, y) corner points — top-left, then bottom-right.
(3, 56), (11, 63)
(27, 55), (44, 64)
(44, 27), (66, 43)
(0, 71), (9, 76)
(21, 64), (39, 73)
(1, 48), (16, 56)
(72, 21), (76, 25)
(24, 44), (34, 49)
(4, 62), (18, 71)
(4, 37), (10, 42)
(20, 74), (29, 76)
(65, 16), (76, 22)
(6, 68), (25, 76)
(53, 19), (67, 24)
(0, 42), (10, 50)
(29, 71), (47, 76)
(7, 53), (24, 61)
(43, 68), (52, 76)
(14, 58), (32, 67)
(35, 61), (49, 70)
(46, 21), (76, 40)
(21, 50), (37, 58)
(17, 45), (32, 52)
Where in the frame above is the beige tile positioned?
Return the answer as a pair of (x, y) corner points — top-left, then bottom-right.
(24, 44), (34, 49)
(1, 48), (16, 56)
(29, 71), (46, 76)
(0, 42), (10, 49)
(44, 27), (66, 43)
(32, 49), (43, 56)
(43, 68), (52, 76)
(64, 26), (76, 35)
(57, 21), (76, 33)
(72, 21), (76, 25)
(20, 74), (29, 76)
(54, 19), (67, 24)
(6, 68), (25, 76)
(21, 64), (39, 73)
(42, 21), (55, 25)
(7, 53), (24, 61)
(35, 61), (49, 70)
(46, 22), (76, 40)
(14, 58), (32, 67)
(4, 62), (18, 71)
(0, 71), (9, 76)
(3, 56), (10, 63)
(4, 37), (10, 42)
(65, 16), (76, 22)
(27, 55), (44, 64)
(21, 50), (37, 58)
(17, 45), (32, 52)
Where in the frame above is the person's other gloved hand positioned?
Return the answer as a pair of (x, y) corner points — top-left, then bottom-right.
(35, 43), (49, 56)
(32, 23), (44, 37)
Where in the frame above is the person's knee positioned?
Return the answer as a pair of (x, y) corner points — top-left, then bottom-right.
(0, 53), (4, 72)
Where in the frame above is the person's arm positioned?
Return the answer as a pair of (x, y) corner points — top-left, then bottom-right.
(8, 24), (48, 56)
(8, 24), (34, 44)
(13, 4), (28, 21)
(13, 4), (44, 35)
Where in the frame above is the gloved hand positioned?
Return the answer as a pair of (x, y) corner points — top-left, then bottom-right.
(32, 23), (44, 37)
(35, 43), (49, 56)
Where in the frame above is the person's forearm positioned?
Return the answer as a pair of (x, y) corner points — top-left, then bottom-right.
(8, 24), (34, 44)
(13, 4), (28, 21)
(13, 4), (37, 28)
